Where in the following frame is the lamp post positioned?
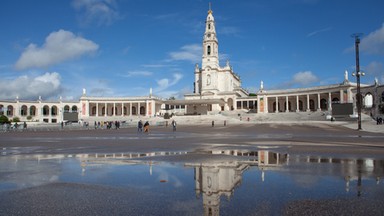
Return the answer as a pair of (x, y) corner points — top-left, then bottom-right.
(351, 33), (364, 130)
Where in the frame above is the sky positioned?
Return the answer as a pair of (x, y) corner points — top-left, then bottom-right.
(1, 0), (384, 101)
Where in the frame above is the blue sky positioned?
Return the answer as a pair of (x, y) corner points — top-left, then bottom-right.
(1, 0), (384, 101)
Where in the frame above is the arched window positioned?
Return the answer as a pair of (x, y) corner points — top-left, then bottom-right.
(207, 74), (211, 86)
(101, 107), (105, 115)
(0, 105), (3, 115)
(132, 107), (137, 115)
(30, 106), (36, 116)
(7, 105), (13, 116)
(140, 106), (146, 115)
(320, 99), (327, 110)
(43, 105), (49, 116)
(64, 105), (70, 112)
(332, 97), (340, 104)
(381, 91), (384, 102)
(208, 24), (211, 29)
(207, 45), (211, 55)
(299, 100), (303, 111)
(364, 93), (373, 108)
(309, 99), (315, 111)
(51, 106), (58, 116)
(71, 106), (78, 112)
(21, 105), (27, 116)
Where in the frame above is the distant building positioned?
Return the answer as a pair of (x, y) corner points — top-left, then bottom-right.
(1, 6), (383, 123)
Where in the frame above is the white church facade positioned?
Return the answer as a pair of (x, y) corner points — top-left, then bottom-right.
(1, 7), (384, 123)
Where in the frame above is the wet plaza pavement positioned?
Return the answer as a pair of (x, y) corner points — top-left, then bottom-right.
(1, 124), (384, 215)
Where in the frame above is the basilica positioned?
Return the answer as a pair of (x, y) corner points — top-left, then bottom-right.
(1, 7), (383, 123)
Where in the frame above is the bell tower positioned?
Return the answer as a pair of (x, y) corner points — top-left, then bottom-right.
(202, 3), (219, 69)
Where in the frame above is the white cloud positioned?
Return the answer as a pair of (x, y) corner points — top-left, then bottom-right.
(307, 27), (332, 37)
(274, 71), (319, 89)
(72, 0), (120, 26)
(142, 64), (175, 68)
(15, 30), (99, 70)
(155, 73), (183, 92)
(360, 23), (384, 55)
(365, 61), (383, 76)
(292, 71), (319, 85)
(365, 61), (384, 84)
(219, 26), (240, 36)
(168, 44), (201, 63)
(0, 72), (62, 100)
(89, 87), (114, 96)
(121, 71), (153, 77)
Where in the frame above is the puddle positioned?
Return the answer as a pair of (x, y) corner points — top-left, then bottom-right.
(0, 150), (383, 215)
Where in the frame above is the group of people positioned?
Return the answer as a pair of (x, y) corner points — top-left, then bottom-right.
(137, 120), (150, 132)
(137, 119), (177, 133)
(376, 117), (383, 125)
(94, 121), (121, 130)
(0, 121), (27, 131)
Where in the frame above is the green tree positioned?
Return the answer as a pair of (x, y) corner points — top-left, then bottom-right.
(12, 116), (20, 123)
(0, 115), (9, 124)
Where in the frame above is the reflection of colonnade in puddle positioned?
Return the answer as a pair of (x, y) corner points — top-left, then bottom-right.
(75, 151), (188, 175)
(290, 155), (383, 194)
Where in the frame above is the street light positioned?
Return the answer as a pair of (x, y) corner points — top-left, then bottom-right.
(351, 33), (364, 130)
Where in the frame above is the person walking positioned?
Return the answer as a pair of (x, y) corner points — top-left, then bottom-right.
(172, 120), (177, 132)
(144, 121), (149, 133)
(138, 120), (143, 132)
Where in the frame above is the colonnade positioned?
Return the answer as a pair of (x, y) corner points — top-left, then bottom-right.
(80, 97), (162, 118)
(0, 102), (79, 123)
(256, 88), (353, 113)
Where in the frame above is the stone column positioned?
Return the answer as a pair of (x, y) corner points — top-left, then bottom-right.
(285, 96), (289, 112)
(296, 95), (299, 112)
(150, 100), (156, 117)
(317, 93), (321, 111)
(306, 94), (310, 112)
(264, 97), (268, 113)
(121, 103), (124, 116)
(96, 103), (99, 116)
(113, 103), (116, 116)
(275, 97), (278, 113)
(129, 103), (132, 116)
(85, 100), (89, 117)
(328, 92), (332, 111)
(347, 88), (353, 103)
(340, 90), (344, 103)
(138, 102), (140, 116)
(104, 103), (107, 116)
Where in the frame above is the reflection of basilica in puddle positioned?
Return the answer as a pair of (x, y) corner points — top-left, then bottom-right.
(1, 150), (383, 216)
(184, 150), (287, 216)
